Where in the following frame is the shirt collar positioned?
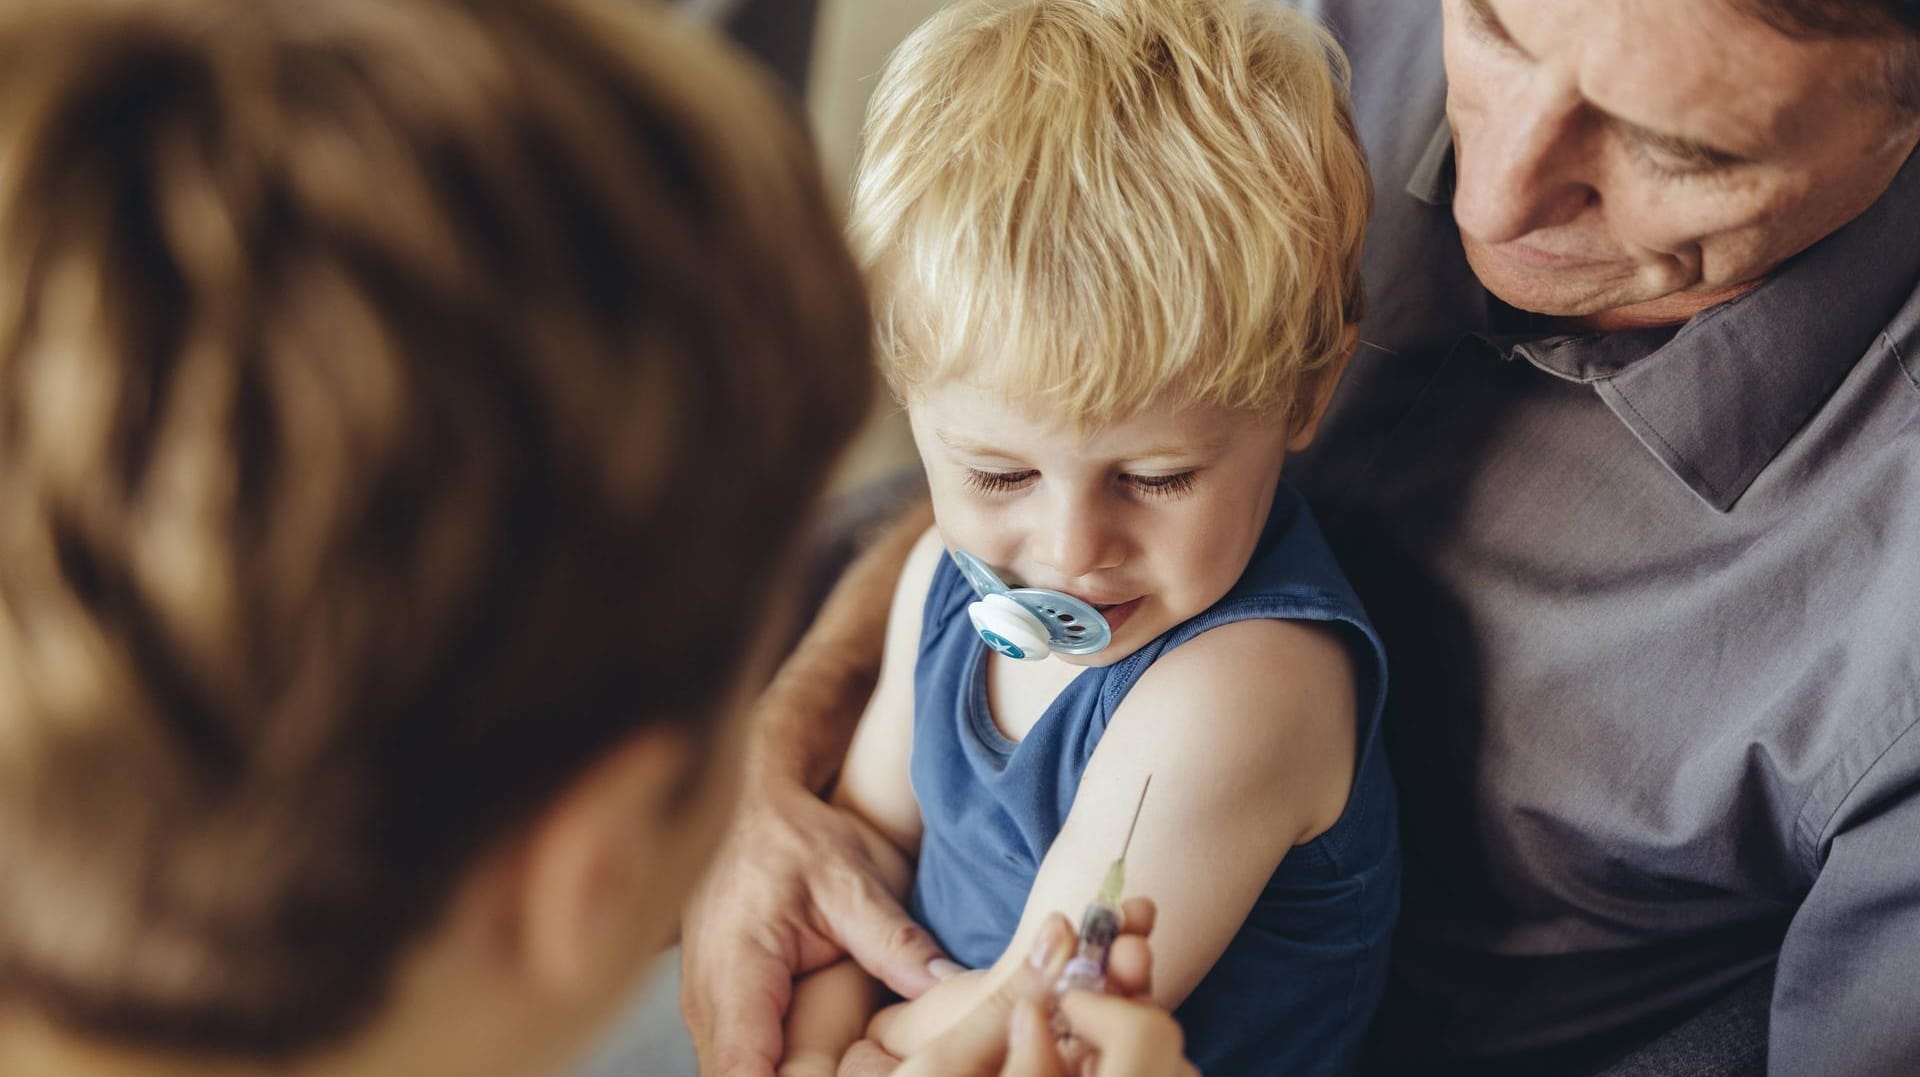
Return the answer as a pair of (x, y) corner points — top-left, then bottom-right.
(1415, 122), (1920, 512)
(1407, 121), (1455, 206)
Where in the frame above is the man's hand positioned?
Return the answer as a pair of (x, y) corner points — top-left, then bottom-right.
(682, 770), (952, 1077)
(681, 493), (937, 1076)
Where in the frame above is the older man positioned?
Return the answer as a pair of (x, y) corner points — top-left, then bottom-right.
(681, 1), (1920, 1074)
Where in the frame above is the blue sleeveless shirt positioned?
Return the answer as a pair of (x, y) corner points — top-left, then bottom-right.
(907, 483), (1398, 1076)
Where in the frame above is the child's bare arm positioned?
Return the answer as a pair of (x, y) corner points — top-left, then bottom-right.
(827, 526), (948, 855)
(864, 968), (992, 1054)
(870, 617), (1359, 1057)
(779, 960), (884, 1077)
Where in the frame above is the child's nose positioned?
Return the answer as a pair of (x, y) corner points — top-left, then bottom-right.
(1031, 500), (1122, 580)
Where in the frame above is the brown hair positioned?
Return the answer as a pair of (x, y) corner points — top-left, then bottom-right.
(1733, 0), (1920, 112)
(0, 0), (869, 1057)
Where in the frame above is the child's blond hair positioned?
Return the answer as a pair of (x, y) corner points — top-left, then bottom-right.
(853, 0), (1371, 432)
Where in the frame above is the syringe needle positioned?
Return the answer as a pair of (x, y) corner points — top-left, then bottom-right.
(1096, 775), (1153, 908)
(1066, 773), (1158, 1008)
(1118, 773), (1152, 861)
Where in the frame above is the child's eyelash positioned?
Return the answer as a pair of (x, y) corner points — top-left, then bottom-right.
(963, 468), (1037, 494)
(961, 469), (1199, 498)
(1125, 471), (1197, 498)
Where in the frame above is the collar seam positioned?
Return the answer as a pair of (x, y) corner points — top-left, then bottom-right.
(1551, 362), (1611, 386)
(1494, 338), (1601, 383)
(1602, 382), (1730, 507)
(1891, 331), (1919, 393)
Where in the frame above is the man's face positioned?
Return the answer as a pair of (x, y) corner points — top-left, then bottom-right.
(909, 382), (1295, 666)
(1442, 0), (1920, 323)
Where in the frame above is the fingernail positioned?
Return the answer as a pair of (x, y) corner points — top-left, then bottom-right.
(1028, 930), (1062, 971)
(928, 958), (965, 981)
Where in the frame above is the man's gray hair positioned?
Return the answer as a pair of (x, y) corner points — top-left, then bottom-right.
(1733, 0), (1920, 113)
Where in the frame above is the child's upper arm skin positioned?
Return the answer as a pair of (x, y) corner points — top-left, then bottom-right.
(1002, 618), (1358, 1008)
(829, 525), (947, 858)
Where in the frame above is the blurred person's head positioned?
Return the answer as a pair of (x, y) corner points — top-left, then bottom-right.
(1443, 0), (1920, 328)
(0, 1), (870, 1075)
(849, 0), (1370, 662)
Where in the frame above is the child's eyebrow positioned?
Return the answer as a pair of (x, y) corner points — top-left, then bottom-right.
(1123, 437), (1229, 461)
(934, 427), (1228, 462)
(934, 429), (1026, 459)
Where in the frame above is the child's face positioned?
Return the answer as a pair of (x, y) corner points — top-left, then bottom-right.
(909, 380), (1298, 666)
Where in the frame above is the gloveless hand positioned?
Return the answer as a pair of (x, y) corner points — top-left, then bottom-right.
(681, 768), (950, 1077)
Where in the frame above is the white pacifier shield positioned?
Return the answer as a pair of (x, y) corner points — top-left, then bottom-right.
(968, 593), (1050, 661)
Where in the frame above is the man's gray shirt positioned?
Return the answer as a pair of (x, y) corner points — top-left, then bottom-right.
(1283, 2), (1920, 1074)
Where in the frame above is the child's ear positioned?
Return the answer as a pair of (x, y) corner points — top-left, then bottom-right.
(1285, 325), (1360, 452)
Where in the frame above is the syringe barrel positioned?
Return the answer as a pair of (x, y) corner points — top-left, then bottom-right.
(1051, 900), (1121, 996)
(1053, 955), (1106, 995)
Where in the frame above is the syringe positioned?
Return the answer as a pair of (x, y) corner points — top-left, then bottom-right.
(1053, 774), (1152, 998)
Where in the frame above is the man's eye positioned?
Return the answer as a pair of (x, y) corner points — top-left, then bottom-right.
(1626, 135), (1742, 180)
(1462, 0), (1527, 57)
(1631, 147), (1713, 180)
(1124, 472), (1197, 499)
(963, 468), (1037, 494)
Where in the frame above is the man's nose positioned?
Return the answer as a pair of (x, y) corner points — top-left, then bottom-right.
(1452, 90), (1596, 244)
(1029, 493), (1122, 580)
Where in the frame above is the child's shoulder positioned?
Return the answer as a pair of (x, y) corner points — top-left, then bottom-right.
(902, 524), (949, 586)
(1113, 616), (1359, 842)
(1133, 616), (1356, 722)
(880, 524), (957, 667)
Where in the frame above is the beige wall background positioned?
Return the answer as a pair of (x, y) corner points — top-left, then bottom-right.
(806, 0), (947, 490)
(809, 0), (945, 190)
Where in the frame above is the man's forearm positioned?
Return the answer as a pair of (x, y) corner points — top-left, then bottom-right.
(750, 494), (933, 793)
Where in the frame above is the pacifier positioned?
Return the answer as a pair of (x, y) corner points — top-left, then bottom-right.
(950, 550), (1111, 661)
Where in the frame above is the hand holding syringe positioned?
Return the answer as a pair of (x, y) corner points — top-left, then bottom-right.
(867, 778), (1165, 1072)
(884, 892), (1194, 1077)
(1052, 775), (1152, 1025)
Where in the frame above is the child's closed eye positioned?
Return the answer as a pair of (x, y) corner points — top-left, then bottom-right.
(963, 468), (1039, 495)
(1123, 471), (1197, 499)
